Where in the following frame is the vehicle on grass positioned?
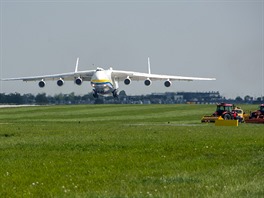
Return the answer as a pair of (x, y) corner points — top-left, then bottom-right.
(233, 106), (246, 123)
(201, 103), (244, 123)
(245, 104), (264, 124)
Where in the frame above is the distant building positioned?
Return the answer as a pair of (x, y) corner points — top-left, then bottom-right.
(175, 91), (223, 104)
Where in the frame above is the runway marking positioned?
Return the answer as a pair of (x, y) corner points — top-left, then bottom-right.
(0, 105), (37, 108)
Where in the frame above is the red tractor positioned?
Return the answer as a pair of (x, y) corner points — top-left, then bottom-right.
(245, 104), (264, 123)
(213, 103), (238, 120)
(201, 103), (239, 123)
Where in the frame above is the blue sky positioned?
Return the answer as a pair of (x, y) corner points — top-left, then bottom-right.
(1, 0), (263, 98)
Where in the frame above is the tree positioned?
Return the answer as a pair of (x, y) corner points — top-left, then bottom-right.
(244, 95), (253, 102)
(67, 92), (76, 104)
(235, 96), (243, 102)
(256, 97), (264, 102)
(7, 93), (23, 104)
(0, 93), (7, 104)
(23, 94), (35, 104)
(35, 93), (48, 105)
(54, 93), (64, 104)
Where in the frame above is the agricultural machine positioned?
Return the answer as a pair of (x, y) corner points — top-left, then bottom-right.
(245, 104), (264, 124)
(201, 103), (244, 123)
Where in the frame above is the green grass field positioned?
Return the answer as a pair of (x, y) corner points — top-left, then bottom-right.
(0, 104), (263, 197)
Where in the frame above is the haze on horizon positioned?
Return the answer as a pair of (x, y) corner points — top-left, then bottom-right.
(0, 0), (263, 99)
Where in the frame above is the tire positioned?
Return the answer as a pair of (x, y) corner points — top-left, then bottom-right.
(223, 114), (231, 120)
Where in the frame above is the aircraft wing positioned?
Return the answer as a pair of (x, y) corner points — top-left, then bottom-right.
(112, 70), (216, 81)
(1, 70), (95, 82)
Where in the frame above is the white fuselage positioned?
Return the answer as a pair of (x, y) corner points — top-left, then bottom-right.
(90, 68), (116, 95)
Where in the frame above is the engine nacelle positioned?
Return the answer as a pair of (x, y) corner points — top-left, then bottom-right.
(57, 78), (64, 86)
(75, 77), (82, 85)
(144, 79), (152, 86)
(124, 78), (131, 85)
(38, 80), (46, 88)
(164, 80), (172, 87)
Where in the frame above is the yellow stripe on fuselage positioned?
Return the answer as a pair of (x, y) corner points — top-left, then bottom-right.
(91, 79), (111, 83)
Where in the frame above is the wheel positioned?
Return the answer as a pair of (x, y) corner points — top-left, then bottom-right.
(223, 114), (231, 120)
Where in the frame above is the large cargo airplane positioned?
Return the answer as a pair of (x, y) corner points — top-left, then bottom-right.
(2, 58), (216, 98)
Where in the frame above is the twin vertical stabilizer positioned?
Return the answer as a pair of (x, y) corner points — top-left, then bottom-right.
(75, 57), (79, 73)
(148, 57), (151, 74)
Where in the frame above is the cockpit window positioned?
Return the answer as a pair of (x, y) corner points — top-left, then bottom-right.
(96, 67), (104, 71)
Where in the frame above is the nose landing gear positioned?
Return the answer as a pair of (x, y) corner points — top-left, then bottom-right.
(92, 89), (118, 98)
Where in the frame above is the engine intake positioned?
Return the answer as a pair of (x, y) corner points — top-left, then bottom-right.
(38, 80), (46, 88)
(57, 78), (64, 86)
(124, 78), (131, 85)
(144, 79), (152, 86)
(164, 80), (172, 87)
(75, 77), (82, 85)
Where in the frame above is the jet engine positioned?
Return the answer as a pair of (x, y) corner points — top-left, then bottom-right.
(38, 80), (46, 88)
(164, 80), (172, 87)
(124, 78), (131, 85)
(75, 77), (82, 85)
(57, 78), (64, 86)
(144, 79), (152, 86)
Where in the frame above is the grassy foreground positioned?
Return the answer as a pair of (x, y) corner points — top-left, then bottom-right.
(0, 104), (263, 197)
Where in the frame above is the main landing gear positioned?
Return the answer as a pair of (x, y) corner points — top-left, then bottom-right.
(93, 89), (98, 98)
(112, 89), (118, 98)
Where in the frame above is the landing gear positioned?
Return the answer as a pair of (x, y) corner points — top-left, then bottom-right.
(93, 89), (98, 98)
(92, 89), (118, 98)
(112, 89), (118, 98)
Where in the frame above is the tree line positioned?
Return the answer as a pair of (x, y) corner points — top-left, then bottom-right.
(0, 92), (95, 105)
(0, 92), (263, 105)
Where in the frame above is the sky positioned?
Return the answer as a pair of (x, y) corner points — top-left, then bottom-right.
(0, 0), (263, 99)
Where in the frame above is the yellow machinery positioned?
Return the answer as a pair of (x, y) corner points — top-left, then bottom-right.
(215, 118), (239, 126)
